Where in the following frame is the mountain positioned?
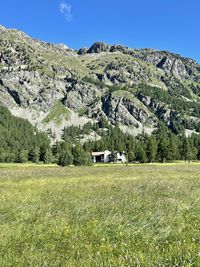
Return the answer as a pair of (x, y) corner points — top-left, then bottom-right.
(0, 25), (200, 140)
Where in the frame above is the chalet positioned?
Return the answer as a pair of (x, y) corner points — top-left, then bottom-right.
(92, 150), (126, 163)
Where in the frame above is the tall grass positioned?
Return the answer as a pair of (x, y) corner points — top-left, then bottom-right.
(0, 164), (200, 266)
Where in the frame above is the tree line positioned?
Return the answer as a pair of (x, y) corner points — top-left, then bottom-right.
(0, 106), (200, 166)
(59, 118), (200, 165)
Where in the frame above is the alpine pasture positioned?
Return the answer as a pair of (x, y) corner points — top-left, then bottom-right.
(0, 163), (200, 266)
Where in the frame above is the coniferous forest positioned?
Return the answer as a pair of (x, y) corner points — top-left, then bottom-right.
(0, 106), (51, 163)
(1, 105), (200, 166)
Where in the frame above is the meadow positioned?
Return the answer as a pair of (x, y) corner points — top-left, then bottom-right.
(0, 163), (200, 266)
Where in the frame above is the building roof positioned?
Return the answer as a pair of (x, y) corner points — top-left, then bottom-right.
(92, 152), (105, 156)
(92, 151), (127, 157)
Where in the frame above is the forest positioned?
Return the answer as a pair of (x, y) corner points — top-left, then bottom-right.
(0, 105), (199, 166)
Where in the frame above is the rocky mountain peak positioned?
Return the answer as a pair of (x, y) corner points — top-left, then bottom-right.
(54, 43), (70, 50)
(77, 47), (88, 55)
(0, 25), (200, 139)
(87, 42), (111, 53)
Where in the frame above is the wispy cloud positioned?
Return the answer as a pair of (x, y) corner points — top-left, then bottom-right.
(59, 2), (73, 22)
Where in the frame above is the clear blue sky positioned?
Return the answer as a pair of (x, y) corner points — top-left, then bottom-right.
(1, 0), (200, 62)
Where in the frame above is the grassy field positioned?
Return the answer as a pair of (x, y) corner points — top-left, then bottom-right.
(0, 163), (200, 266)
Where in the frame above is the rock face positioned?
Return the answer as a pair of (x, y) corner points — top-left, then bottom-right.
(78, 48), (88, 55)
(0, 25), (200, 138)
(87, 42), (110, 53)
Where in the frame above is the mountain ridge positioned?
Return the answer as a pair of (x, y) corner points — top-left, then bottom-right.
(0, 25), (200, 140)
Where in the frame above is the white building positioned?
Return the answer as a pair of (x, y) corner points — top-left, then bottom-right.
(116, 152), (127, 163)
(92, 150), (126, 163)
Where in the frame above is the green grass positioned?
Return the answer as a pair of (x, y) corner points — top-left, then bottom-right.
(78, 107), (88, 117)
(112, 90), (135, 100)
(42, 101), (70, 125)
(0, 162), (58, 168)
(1, 163), (200, 266)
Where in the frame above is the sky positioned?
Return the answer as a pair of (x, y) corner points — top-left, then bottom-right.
(0, 0), (200, 62)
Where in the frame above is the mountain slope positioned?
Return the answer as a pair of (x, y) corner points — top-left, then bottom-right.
(0, 25), (200, 139)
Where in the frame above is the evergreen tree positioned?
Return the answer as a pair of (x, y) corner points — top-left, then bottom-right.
(43, 149), (52, 164)
(135, 144), (147, 163)
(167, 135), (179, 161)
(155, 123), (169, 163)
(146, 136), (157, 162)
(58, 149), (73, 167)
(72, 145), (92, 166)
(32, 147), (40, 163)
(127, 151), (135, 163)
(182, 137), (197, 162)
(157, 136), (169, 163)
(6, 153), (15, 163)
(17, 150), (29, 163)
(182, 137), (190, 162)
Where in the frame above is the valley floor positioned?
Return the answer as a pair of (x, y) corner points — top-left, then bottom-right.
(0, 163), (200, 266)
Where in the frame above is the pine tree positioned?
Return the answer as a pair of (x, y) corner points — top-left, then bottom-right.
(146, 136), (157, 162)
(167, 135), (179, 161)
(43, 149), (52, 164)
(155, 123), (169, 163)
(58, 149), (73, 167)
(32, 147), (40, 163)
(157, 136), (169, 163)
(135, 144), (147, 163)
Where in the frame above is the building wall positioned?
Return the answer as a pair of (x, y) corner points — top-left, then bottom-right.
(93, 154), (104, 163)
(92, 151), (126, 163)
(92, 156), (96, 163)
(104, 150), (111, 163)
(116, 152), (127, 163)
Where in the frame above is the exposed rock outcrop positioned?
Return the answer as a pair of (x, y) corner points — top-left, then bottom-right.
(0, 26), (199, 138)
